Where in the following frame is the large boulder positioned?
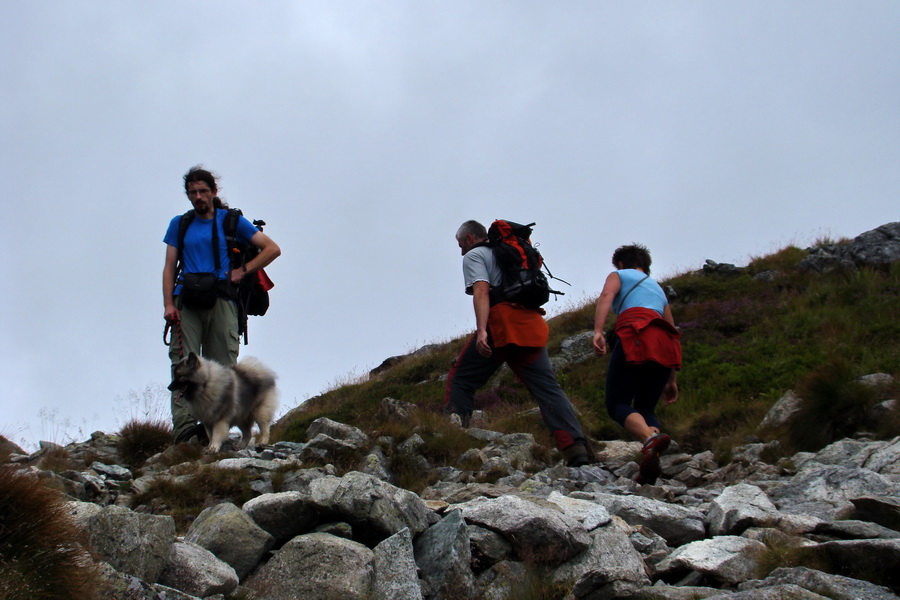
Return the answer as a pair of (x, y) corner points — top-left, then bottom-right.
(452, 494), (591, 565)
(84, 504), (175, 583)
(157, 541), (239, 597)
(183, 502), (275, 579)
(243, 532), (375, 600)
(373, 527), (423, 600)
(584, 492), (706, 546)
(413, 510), (474, 600)
(655, 535), (768, 586)
(707, 483), (781, 536)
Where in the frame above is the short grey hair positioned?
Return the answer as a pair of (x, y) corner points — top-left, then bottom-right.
(456, 220), (487, 240)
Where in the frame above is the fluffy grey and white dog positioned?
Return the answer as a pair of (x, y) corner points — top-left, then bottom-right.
(168, 352), (279, 451)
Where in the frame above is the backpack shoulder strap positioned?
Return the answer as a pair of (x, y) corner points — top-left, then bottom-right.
(224, 208), (244, 268)
(614, 273), (650, 313)
(175, 210), (196, 276)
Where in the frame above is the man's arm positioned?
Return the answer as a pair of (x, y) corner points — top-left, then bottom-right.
(230, 231), (282, 284)
(471, 280), (492, 357)
(163, 244), (180, 322)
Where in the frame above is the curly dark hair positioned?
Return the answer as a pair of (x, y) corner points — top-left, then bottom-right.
(612, 244), (652, 274)
(183, 165), (228, 209)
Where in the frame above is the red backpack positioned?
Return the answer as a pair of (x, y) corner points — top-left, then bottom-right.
(486, 220), (568, 309)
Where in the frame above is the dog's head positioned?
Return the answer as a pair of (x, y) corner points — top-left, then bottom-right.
(168, 352), (202, 392)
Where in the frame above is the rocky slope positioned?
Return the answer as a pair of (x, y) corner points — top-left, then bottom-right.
(4, 375), (900, 599)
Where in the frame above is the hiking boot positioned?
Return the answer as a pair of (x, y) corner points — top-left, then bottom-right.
(635, 433), (671, 485)
(174, 423), (209, 445)
(562, 441), (590, 468)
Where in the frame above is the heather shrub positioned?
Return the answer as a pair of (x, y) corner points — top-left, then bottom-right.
(0, 466), (101, 599)
(788, 359), (879, 452)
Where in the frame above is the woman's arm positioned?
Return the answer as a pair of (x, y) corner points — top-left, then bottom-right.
(592, 271), (621, 355)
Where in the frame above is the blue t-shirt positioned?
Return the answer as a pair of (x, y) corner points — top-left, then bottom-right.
(164, 209), (258, 282)
(614, 269), (667, 316)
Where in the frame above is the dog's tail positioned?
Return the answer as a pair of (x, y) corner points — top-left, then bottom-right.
(234, 356), (278, 388)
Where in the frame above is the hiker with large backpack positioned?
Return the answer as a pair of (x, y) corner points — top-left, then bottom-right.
(445, 219), (591, 467)
(162, 166), (281, 444)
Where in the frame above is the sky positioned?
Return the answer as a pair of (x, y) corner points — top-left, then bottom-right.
(2, 2), (897, 451)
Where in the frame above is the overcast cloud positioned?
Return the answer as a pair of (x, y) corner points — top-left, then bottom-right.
(2, 2), (897, 450)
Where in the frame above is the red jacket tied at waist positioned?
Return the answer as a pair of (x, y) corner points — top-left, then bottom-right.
(615, 307), (682, 369)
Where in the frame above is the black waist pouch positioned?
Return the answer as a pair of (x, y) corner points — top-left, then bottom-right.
(180, 273), (219, 309)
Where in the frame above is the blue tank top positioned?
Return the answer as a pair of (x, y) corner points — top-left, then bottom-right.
(614, 269), (667, 316)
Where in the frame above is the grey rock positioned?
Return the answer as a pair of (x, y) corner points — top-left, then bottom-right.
(800, 222), (900, 272)
(302, 433), (364, 461)
(91, 461), (133, 481)
(453, 494), (591, 565)
(552, 515), (649, 592)
(814, 538), (900, 591)
(242, 489), (324, 544)
(380, 396), (417, 422)
(740, 566), (899, 600)
(545, 490), (612, 531)
(307, 417), (369, 449)
(413, 510), (475, 600)
(86, 504), (176, 582)
(482, 433), (542, 471)
(630, 584), (727, 599)
(158, 541), (238, 597)
(757, 390), (804, 432)
(468, 523), (514, 570)
(184, 502), (275, 580)
(655, 536), (768, 585)
(244, 532), (375, 599)
(769, 465), (900, 520)
(213, 457), (281, 471)
(585, 491), (706, 546)
(859, 373), (895, 387)
(707, 483), (781, 536)
(811, 518), (900, 541)
(716, 584), (829, 599)
(360, 446), (392, 481)
(559, 331), (596, 364)
(851, 495), (900, 531)
(96, 561), (201, 599)
(330, 471), (438, 541)
(474, 560), (529, 600)
(373, 527), (423, 600)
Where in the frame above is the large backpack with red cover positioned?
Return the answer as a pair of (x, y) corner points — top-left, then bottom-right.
(487, 220), (568, 309)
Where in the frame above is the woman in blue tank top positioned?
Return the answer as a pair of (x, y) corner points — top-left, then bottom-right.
(592, 244), (681, 485)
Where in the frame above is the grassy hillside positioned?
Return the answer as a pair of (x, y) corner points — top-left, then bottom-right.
(272, 243), (900, 471)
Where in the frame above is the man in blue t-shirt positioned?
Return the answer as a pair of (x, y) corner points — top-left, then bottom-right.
(162, 166), (281, 443)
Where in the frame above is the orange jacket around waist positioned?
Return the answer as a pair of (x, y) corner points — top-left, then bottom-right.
(615, 307), (682, 369)
(488, 302), (549, 348)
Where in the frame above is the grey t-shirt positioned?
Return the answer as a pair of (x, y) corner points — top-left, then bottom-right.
(462, 245), (503, 294)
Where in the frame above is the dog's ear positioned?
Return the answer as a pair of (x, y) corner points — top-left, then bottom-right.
(188, 352), (200, 366)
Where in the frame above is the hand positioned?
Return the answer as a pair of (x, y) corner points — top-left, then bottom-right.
(662, 381), (678, 405)
(229, 268), (245, 285)
(164, 304), (180, 323)
(592, 331), (607, 355)
(476, 330), (492, 358)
